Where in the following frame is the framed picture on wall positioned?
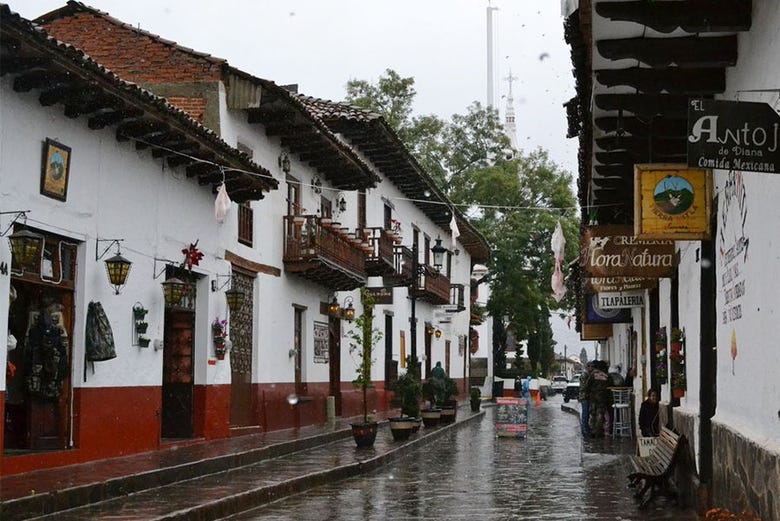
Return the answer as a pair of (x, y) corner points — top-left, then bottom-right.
(40, 138), (71, 201)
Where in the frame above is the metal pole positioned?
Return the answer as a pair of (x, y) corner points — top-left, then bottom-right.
(564, 344), (567, 377)
(410, 243), (418, 359)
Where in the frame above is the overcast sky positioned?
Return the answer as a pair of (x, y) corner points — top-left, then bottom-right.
(11, 0), (591, 358)
(12, 0), (578, 174)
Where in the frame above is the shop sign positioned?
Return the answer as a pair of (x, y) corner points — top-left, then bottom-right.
(584, 293), (632, 324)
(688, 98), (779, 174)
(597, 290), (645, 309)
(582, 322), (613, 340)
(365, 286), (392, 305)
(584, 276), (657, 293)
(634, 164), (712, 240)
(582, 226), (676, 278)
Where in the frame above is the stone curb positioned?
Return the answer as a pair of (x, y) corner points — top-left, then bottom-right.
(157, 410), (486, 521)
(3, 429), (354, 521)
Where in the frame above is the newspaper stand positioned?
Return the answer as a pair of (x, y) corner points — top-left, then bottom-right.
(495, 397), (528, 438)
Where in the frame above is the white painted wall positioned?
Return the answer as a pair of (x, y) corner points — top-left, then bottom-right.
(709, 0), (780, 443)
(1, 76), (234, 391)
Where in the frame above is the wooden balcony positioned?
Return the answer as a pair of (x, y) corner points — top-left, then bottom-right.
(414, 267), (450, 305)
(384, 245), (414, 287)
(283, 215), (366, 290)
(363, 227), (397, 277)
(444, 283), (466, 313)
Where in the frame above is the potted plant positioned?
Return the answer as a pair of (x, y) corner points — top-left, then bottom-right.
(212, 317), (229, 360)
(470, 386), (481, 412)
(421, 377), (444, 427)
(654, 328), (668, 383)
(388, 367), (422, 441)
(438, 375), (459, 424)
(346, 288), (382, 448)
(137, 336), (151, 348)
(135, 321), (149, 335)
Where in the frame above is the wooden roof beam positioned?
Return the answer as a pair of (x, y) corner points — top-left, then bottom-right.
(597, 35), (738, 68)
(595, 0), (751, 34)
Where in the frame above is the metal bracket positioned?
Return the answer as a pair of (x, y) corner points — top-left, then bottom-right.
(95, 238), (123, 261)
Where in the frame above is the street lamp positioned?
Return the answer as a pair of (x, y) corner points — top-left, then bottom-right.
(409, 239), (445, 363)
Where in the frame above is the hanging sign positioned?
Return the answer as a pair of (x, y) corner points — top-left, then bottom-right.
(687, 98), (779, 174)
(365, 286), (393, 305)
(582, 226), (676, 278)
(585, 277), (657, 293)
(582, 322), (613, 340)
(597, 290), (645, 309)
(584, 293), (632, 323)
(634, 164), (712, 240)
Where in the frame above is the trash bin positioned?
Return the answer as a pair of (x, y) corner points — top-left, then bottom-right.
(492, 380), (504, 398)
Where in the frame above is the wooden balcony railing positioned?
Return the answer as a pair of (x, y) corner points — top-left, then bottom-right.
(283, 215), (366, 289)
(448, 283), (466, 312)
(362, 227), (396, 276)
(416, 266), (450, 305)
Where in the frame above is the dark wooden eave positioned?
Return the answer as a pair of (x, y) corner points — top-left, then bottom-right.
(565, 0), (753, 225)
(0, 5), (277, 203)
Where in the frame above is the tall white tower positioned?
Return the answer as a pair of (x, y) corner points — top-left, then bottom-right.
(486, 4), (499, 108)
(503, 69), (518, 150)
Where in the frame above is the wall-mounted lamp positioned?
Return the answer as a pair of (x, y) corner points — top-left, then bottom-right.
(311, 175), (322, 194)
(426, 324), (435, 336)
(435, 329), (442, 339)
(154, 257), (187, 306)
(328, 295), (355, 322)
(278, 152), (291, 174)
(212, 273), (246, 313)
(431, 236), (447, 273)
(1, 211), (43, 272)
(96, 238), (132, 294)
(336, 193), (347, 213)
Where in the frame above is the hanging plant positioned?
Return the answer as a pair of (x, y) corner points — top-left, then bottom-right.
(212, 317), (229, 359)
(670, 327), (686, 395)
(655, 327), (668, 383)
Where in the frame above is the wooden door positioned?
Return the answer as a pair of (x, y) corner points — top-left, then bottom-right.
(162, 310), (194, 438)
(5, 265), (74, 451)
(293, 307), (305, 395)
(230, 271), (255, 427)
(328, 315), (342, 415)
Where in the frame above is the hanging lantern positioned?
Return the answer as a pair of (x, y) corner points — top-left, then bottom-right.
(8, 229), (44, 271)
(104, 253), (132, 295)
(328, 296), (340, 316)
(431, 236), (447, 273)
(225, 287), (245, 314)
(161, 276), (187, 306)
(344, 297), (355, 322)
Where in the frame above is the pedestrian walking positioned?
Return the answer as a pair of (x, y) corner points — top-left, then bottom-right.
(430, 361), (446, 379)
(579, 362), (593, 437)
(584, 361), (610, 437)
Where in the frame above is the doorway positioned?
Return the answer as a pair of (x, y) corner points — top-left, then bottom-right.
(162, 309), (194, 439)
(230, 270), (255, 428)
(328, 314), (342, 415)
(4, 231), (76, 452)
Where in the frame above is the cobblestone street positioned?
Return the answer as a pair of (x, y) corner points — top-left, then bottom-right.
(227, 396), (698, 521)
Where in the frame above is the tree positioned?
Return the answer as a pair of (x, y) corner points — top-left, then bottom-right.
(343, 70), (580, 379)
(580, 347), (589, 366)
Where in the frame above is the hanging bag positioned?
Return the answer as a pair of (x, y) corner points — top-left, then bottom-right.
(85, 301), (117, 361)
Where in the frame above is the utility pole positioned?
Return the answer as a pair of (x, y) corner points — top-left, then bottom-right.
(564, 344), (567, 377)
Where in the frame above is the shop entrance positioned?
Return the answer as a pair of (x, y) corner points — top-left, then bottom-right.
(4, 232), (76, 452)
(161, 309), (194, 438)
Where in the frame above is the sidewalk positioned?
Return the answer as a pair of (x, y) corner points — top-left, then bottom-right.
(1, 405), (484, 520)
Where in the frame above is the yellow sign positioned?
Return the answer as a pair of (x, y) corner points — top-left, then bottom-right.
(634, 163), (712, 240)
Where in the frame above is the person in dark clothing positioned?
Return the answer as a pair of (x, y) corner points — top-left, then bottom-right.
(639, 388), (661, 437)
(430, 361), (446, 379)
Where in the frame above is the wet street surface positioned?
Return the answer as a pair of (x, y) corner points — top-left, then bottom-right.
(226, 396), (699, 521)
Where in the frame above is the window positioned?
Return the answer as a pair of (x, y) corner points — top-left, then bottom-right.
(238, 202), (253, 246)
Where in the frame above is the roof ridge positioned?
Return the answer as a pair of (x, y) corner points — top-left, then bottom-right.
(35, 0), (226, 65)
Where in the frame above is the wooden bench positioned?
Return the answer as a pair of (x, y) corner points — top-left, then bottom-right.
(627, 427), (686, 509)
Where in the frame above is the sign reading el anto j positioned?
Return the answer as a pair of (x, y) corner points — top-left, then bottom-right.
(687, 98), (779, 174)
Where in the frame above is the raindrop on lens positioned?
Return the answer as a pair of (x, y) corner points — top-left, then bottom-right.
(423, 190), (431, 198)
(287, 394), (299, 405)
(701, 258), (712, 268)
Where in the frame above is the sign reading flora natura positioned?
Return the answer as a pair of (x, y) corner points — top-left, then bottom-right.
(582, 226), (676, 278)
(687, 98), (779, 174)
(634, 163), (712, 240)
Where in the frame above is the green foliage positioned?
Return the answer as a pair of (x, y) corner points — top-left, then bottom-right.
(391, 371), (422, 418)
(470, 387), (481, 402)
(343, 70), (580, 386)
(346, 288), (382, 423)
(421, 377), (445, 408)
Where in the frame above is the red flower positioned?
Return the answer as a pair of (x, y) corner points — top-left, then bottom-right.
(181, 241), (204, 271)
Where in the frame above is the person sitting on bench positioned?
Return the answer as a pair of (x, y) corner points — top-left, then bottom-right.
(639, 388), (660, 437)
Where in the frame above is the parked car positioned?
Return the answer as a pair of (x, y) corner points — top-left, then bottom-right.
(551, 375), (568, 394)
(563, 374), (581, 403)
